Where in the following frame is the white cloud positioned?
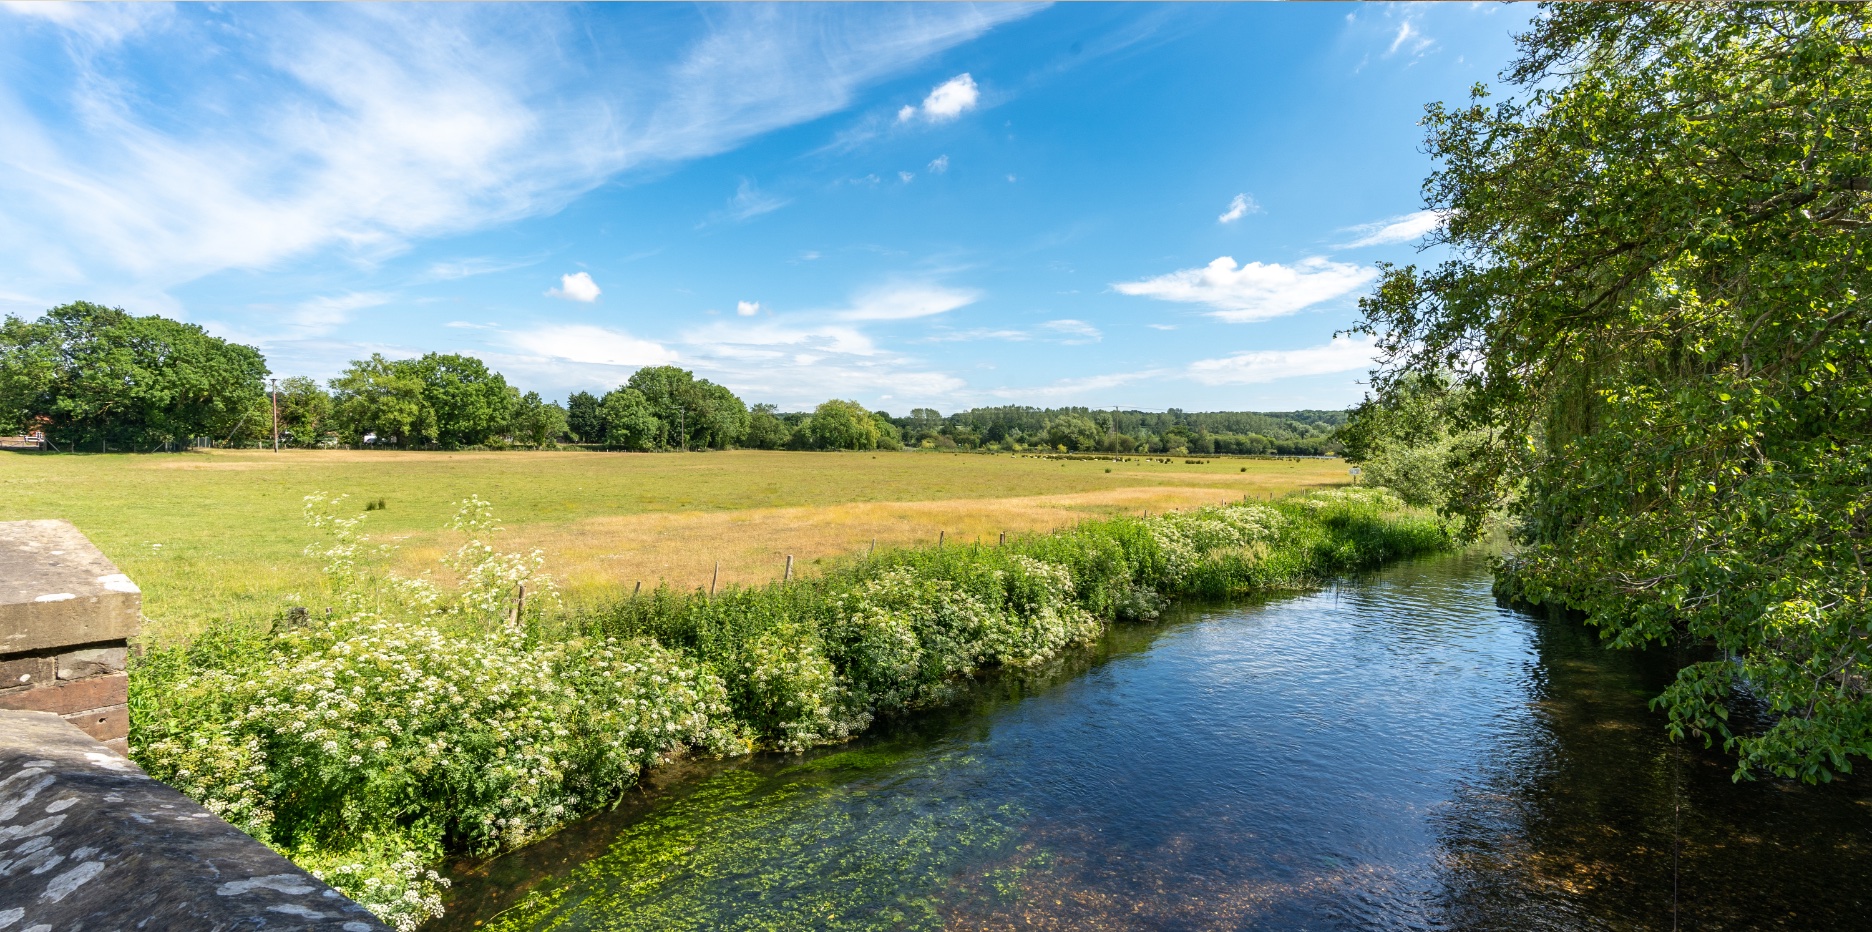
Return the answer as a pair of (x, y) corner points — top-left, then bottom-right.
(927, 154), (949, 173)
(736, 300), (761, 317)
(899, 73), (979, 123)
(993, 370), (1162, 402)
(1217, 193), (1260, 224)
(1040, 319), (1101, 344)
(286, 292), (391, 337)
(1336, 209), (1448, 248)
(1388, 21), (1419, 55)
(899, 171), (914, 183)
(835, 282), (979, 321)
(1147, 323), (1176, 331)
(547, 271), (601, 303)
(1187, 334), (1379, 385)
(0, 4), (1035, 308)
(724, 179), (789, 222)
(507, 323), (675, 367)
(1113, 256), (1375, 323)
(923, 319), (1099, 345)
(684, 320), (878, 359)
(420, 256), (538, 282)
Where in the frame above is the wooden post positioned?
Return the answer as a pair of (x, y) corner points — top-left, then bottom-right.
(510, 582), (526, 625)
(633, 580), (642, 598)
(784, 554), (793, 581)
(938, 530), (945, 548)
(710, 561), (719, 597)
(998, 531), (1005, 547)
(869, 538), (876, 557)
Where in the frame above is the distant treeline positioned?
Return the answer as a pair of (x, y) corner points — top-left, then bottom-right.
(0, 302), (1340, 455)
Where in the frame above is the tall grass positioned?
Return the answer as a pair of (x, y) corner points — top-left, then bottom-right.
(128, 486), (1448, 929)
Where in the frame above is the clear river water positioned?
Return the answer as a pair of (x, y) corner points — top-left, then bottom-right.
(435, 550), (1872, 931)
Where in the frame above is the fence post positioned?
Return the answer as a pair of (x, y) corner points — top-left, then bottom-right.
(784, 554), (793, 582)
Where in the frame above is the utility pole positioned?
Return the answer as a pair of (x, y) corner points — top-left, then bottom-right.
(270, 378), (280, 453)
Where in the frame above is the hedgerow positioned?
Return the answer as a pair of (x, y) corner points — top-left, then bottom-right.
(130, 485), (1448, 928)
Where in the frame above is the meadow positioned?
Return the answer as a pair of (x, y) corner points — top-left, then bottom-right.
(0, 448), (1348, 641)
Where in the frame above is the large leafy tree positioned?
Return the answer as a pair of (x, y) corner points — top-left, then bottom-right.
(0, 302), (267, 450)
(1354, 4), (1872, 780)
(329, 354), (434, 445)
(565, 391), (603, 443)
(805, 399), (881, 451)
(506, 390), (567, 449)
(623, 365), (747, 450)
(598, 387), (660, 451)
(408, 353), (514, 448)
(275, 376), (334, 446)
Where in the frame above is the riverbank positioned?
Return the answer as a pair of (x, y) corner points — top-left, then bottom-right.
(128, 486), (1450, 930)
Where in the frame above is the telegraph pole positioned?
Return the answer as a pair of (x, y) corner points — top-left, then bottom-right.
(270, 378), (280, 453)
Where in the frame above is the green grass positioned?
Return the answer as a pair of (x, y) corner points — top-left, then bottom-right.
(0, 448), (1350, 641)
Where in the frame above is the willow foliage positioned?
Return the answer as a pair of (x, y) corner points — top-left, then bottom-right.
(1355, 4), (1872, 781)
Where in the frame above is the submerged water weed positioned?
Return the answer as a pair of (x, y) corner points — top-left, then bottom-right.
(133, 486), (1449, 929)
(485, 753), (1029, 932)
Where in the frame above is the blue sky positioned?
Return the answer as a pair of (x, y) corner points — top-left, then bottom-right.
(0, 2), (1531, 413)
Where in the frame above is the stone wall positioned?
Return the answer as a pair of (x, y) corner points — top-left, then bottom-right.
(0, 520), (139, 753)
(0, 520), (390, 929)
(0, 709), (388, 930)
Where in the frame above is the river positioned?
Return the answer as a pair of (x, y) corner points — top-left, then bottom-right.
(434, 550), (1872, 930)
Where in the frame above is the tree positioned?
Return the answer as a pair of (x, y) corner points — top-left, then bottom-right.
(507, 391), (567, 449)
(330, 354), (432, 445)
(1352, 4), (1872, 781)
(275, 377), (333, 447)
(744, 403), (792, 450)
(871, 410), (902, 451)
(805, 399), (880, 450)
(0, 301), (267, 450)
(599, 388), (660, 451)
(566, 391), (603, 443)
(1043, 414), (1103, 453)
(408, 353), (514, 448)
(622, 365), (743, 450)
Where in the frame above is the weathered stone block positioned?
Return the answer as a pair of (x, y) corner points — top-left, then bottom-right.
(57, 645), (127, 680)
(0, 520), (141, 655)
(0, 653), (53, 689)
(0, 671), (128, 717)
(63, 703), (127, 743)
(0, 709), (388, 930)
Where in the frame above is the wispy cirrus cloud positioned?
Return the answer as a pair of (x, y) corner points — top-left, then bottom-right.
(1335, 209), (1447, 248)
(1217, 193), (1260, 224)
(1187, 334), (1378, 385)
(1113, 256), (1375, 323)
(924, 318), (1102, 345)
(0, 3), (1036, 314)
(506, 323), (676, 367)
(835, 282), (980, 321)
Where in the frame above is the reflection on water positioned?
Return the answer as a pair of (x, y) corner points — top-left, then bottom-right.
(435, 552), (1872, 931)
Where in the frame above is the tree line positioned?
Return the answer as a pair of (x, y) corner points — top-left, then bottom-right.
(0, 301), (1339, 454)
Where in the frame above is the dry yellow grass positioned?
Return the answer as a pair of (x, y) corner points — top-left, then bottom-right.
(0, 448), (1349, 639)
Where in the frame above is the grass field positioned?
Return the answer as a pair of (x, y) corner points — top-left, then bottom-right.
(1, 448), (1349, 641)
